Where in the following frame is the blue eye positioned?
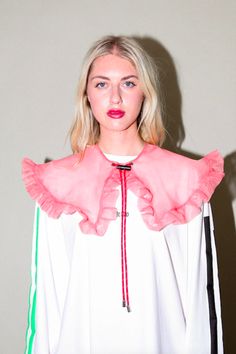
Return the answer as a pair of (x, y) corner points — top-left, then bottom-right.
(95, 82), (106, 88)
(124, 81), (136, 88)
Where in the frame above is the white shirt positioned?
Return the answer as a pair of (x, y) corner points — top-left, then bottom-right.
(25, 154), (223, 354)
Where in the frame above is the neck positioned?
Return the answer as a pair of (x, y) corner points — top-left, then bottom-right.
(98, 129), (144, 156)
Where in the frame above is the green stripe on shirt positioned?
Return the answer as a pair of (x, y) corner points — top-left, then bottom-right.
(25, 206), (40, 354)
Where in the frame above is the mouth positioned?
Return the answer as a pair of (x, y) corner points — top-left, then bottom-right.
(107, 109), (125, 119)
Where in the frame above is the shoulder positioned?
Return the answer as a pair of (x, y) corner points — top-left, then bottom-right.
(21, 145), (110, 219)
(22, 145), (100, 181)
(135, 145), (224, 230)
(142, 144), (224, 177)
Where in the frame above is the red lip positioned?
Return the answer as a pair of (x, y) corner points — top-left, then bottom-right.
(107, 109), (125, 119)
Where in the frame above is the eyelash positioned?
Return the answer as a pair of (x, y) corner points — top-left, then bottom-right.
(95, 81), (136, 88)
(123, 81), (136, 88)
(95, 82), (106, 88)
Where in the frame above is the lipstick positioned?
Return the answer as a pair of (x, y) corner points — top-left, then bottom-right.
(107, 109), (125, 119)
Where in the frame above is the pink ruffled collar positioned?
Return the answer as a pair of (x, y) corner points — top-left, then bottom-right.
(22, 144), (224, 236)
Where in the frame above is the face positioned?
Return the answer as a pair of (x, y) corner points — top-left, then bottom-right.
(86, 54), (144, 136)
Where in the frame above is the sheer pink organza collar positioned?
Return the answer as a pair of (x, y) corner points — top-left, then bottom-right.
(22, 143), (224, 235)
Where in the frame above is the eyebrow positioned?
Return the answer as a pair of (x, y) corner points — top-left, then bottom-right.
(90, 75), (139, 81)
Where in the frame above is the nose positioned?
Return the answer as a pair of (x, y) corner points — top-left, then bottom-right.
(110, 85), (122, 105)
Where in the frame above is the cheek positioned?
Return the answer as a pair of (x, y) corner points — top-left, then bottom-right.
(88, 99), (100, 119)
(130, 93), (144, 112)
(87, 90), (107, 121)
(87, 93), (99, 113)
(88, 96), (99, 109)
(87, 88), (107, 108)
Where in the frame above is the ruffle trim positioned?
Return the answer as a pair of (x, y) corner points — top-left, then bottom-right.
(79, 170), (120, 236)
(22, 158), (77, 218)
(22, 158), (121, 236)
(136, 150), (224, 230)
(22, 150), (224, 235)
(79, 150), (224, 234)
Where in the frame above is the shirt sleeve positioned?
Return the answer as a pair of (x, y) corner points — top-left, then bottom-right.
(184, 202), (223, 354)
(25, 205), (70, 354)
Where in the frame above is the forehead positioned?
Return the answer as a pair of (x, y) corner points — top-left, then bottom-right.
(89, 54), (138, 77)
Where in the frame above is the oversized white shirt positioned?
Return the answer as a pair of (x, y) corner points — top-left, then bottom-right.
(25, 154), (223, 354)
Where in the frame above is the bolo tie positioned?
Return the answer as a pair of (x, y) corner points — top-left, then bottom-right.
(112, 162), (133, 312)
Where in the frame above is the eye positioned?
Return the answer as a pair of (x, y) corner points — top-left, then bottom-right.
(95, 82), (106, 88)
(123, 81), (136, 88)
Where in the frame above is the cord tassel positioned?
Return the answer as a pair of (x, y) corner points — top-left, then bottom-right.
(112, 162), (132, 313)
(119, 168), (131, 312)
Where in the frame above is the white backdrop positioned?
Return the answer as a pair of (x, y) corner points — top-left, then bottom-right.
(0, 1), (235, 352)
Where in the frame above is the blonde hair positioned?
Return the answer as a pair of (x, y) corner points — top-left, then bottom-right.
(70, 35), (165, 153)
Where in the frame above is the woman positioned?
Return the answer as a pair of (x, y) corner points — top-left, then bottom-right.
(23, 36), (224, 354)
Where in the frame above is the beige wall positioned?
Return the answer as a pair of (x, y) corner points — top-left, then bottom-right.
(0, 1), (235, 352)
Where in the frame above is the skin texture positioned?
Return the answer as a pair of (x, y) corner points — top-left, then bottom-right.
(86, 54), (145, 155)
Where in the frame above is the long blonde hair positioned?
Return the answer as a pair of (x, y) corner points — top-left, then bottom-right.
(70, 36), (165, 153)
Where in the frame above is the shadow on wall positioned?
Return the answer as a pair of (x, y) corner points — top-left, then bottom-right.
(135, 36), (236, 354)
